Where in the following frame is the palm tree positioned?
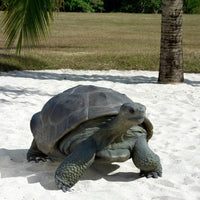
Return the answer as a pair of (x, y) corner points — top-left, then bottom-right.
(158, 0), (184, 83)
(1, 0), (62, 54)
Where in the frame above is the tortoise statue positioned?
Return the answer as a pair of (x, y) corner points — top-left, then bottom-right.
(27, 85), (162, 192)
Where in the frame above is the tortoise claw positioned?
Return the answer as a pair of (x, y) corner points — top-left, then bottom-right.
(55, 177), (72, 192)
(140, 170), (162, 179)
(140, 164), (162, 179)
(27, 154), (53, 163)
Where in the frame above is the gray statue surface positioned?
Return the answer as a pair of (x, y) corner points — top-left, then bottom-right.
(27, 85), (162, 192)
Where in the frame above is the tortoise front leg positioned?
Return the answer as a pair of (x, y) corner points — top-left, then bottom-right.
(27, 139), (49, 162)
(55, 138), (96, 192)
(132, 136), (162, 178)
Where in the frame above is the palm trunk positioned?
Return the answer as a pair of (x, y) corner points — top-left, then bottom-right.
(158, 0), (184, 83)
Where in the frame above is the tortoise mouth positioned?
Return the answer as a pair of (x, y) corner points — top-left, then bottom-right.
(128, 116), (145, 124)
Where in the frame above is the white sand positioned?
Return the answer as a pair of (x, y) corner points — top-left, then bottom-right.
(0, 69), (200, 200)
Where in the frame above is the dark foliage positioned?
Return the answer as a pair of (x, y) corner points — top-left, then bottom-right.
(0, 0), (199, 13)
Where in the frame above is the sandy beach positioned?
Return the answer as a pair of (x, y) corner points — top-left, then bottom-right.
(0, 69), (200, 200)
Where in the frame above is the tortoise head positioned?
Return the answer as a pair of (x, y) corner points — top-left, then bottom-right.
(119, 102), (146, 125)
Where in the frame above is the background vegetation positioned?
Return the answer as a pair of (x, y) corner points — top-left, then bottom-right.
(0, 12), (199, 72)
(1, 0), (200, 13)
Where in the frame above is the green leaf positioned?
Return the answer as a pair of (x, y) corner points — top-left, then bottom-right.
(1, 0), (61, 54)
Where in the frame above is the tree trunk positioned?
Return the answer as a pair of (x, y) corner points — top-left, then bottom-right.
(158, 0), (184, 83)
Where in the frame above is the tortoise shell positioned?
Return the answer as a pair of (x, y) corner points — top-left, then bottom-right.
(30, 85), (153, 155)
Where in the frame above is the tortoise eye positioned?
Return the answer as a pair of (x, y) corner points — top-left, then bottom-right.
(129, 108), (135, 114)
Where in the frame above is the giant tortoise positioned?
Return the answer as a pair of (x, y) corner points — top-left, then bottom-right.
(27, 85), (162, 191)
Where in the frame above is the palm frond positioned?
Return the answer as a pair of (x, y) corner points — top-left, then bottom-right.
(1, 0), (62, 54)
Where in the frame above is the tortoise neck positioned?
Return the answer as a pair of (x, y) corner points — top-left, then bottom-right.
(109, 114), (134, 134)
(91, 114), (134, 150)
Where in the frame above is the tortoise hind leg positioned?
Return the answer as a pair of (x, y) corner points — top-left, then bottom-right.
(27, 139), (49, 162)
(132, 136), (162, 178)
(55, 138), (96, 192)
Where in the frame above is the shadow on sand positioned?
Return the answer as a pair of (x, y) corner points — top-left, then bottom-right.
(1, 70), (200, 86)
(0, 70), (158, 84)
(0, 148), (140, 191)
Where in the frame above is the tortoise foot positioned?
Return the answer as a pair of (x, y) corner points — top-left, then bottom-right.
(27, 139), (53, 162)
(140, 166), (162, 178)
(55, 176), (72, 192)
